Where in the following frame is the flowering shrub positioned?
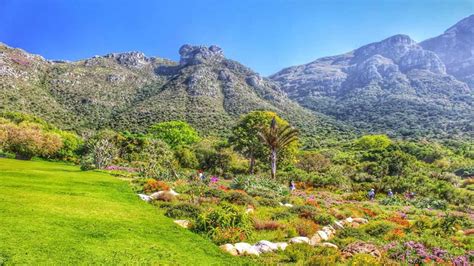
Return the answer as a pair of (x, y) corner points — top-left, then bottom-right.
(105, 165), (138, 172)
(143, 179), (169, 193)
(222, 191), (256, 206)
(384, 241), (474, 265)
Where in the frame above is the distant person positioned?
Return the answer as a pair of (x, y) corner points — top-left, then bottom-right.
(289, 180), (296, 192)
(387, 189), (394, 197)
(368, 188), (376, 201)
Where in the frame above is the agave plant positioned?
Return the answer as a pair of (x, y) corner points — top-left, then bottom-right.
(258, 117), (298, 179)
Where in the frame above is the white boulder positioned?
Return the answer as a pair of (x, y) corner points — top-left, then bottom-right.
(346, 217), (354, 223)
(321, 242), (338, 249)
(173, 220), (190, 228)
(275, 242), (288, 250)
(235, 242), (260, 256)
(253, 240), (277, 253)
(137, 194), (152, 202)
(317, 230), (329, 241)
(220, 244), (238, 256)
(289, 236), (310, 244)
(334, 221), (344, 230)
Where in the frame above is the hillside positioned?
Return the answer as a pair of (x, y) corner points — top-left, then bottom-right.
(271, 18), (474, 139)
(0, 158), (248, 264)
(0, 43), (353, 140)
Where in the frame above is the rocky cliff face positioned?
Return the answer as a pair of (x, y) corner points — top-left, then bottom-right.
(271, 33), (473, 139)
(0, 43), (352, 140)
(421, 14), (474, 88)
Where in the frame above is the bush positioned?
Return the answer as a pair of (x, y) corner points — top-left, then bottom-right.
(165, 203), (202, 219)
(313, 213), (335, 226)
(143, 179), (169, 193)
(222, 191), (256, 206)
(203, 188), (226, 199)
(253, 219), (283, 231)
(412, 197), (447, 210)
(231, 175), (287, 197)
(271, 211), (293, 221)
(294, 219), (319, 237)
(290, 205), (318, 219)
(363, 221), (395, 237)
(193, 203), (252, 242)
(211, 227), (248, 245)
(284, 244), (341, 264)
(257, 198), (280, 207)
(348, 253), (380, 266)
(336, 227), (368, 240)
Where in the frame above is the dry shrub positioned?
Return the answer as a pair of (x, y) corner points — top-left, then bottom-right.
(387, 215), (410, 228)
(253, 219), (284, 231)
(294, 219), (319, 237)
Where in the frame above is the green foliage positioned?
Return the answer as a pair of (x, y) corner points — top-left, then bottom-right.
(81, 130), (119, 169)
(222, 191), (256, 206)
(313, 213), (335, 225)
(230, 175), (287, 198)
(174, 146), (198, 169)
(136, 139), (176, 179)
(164, 203), (202, 219)
(354, 135), (392, 151)
(284, 244), (341, 264)
(149, 121), (200, 148)
(193, 203), (252, 243)
(363, 221), (395, 237)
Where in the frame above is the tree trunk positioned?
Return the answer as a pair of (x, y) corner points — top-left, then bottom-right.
(270, 148), (277, 179)
(249, 154), (255, 174)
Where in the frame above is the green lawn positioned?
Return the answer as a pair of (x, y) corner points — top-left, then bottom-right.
(0, 158), (249, 265)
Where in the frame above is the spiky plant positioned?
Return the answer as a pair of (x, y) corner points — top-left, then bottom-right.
(258, 117), (298, 179)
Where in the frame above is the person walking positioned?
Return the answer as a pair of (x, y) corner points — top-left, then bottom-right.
(387, 189), (394, 197)
(368, 188), (376, 201)
(289, 180), (296, 192)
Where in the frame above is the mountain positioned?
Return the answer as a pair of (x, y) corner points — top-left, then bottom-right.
(0, 43), (352, 140)
(421, 15), (474, 88)
(271, 32), (473, 139)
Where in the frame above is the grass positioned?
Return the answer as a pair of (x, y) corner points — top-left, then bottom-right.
(0, 158), (251, 265)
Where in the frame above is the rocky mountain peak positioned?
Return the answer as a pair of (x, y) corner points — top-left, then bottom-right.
(179, 44), (224, 66)
(445, 14), (474, 34)
(353, 34), (418, 63)
(103, 51), (150, 68)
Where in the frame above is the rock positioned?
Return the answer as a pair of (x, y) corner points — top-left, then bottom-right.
(173, 220), (190, 228)
(234, 242), (259, 256)
(289, 236), (310, 244)
(149, 191), (164, 199)
(310, 234), (322, 245)
(253, 240), (277, 253)
(137, 194), (152, 202)
(317, 230), (329, 241)
(346, 217), (354, 223)
(321, 242), (338, 249)
(220, 244), (238, 256)
(322, 226), (335, 236)
(245, 207), (254, 214)
(283, 203), (294, 207)
(275, 242), (288, 250)
(278, 202), (284, 206)
(352, 218), (369, 224)
(342, 241), (381, 258)
(179, 44), (224, 65)
(334, 221), (344, 230)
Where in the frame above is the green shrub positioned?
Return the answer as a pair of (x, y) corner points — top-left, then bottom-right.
(290, 205), (318, 219)
(222, 191), (256, 206)
(193, 203), (252, 242)
(231, 175), (287, 197)
(412, 197), (447, 210)
(284, 244), (341, 264)
(203, 188), (226, 199)
(363, 221), (395, 237)
(348, 253), (380, 266)
(271, 211), (293, 221)
(313, 213), (335, 225)
(165, 203), (202, 219)
(336, 227), (368, 240)
(257, 198), (280, 207)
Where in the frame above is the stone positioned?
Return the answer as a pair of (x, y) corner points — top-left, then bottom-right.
(179, 44), (224, 65)
(321, 242), (338, 249)
(289, 236), (310, 244)
(275, 242), (288, 250)
(173, 220), (190, 228)
(317, 230), (329, 241)
(234, 243), (253, 255)
(149, 191), (164, 199)
(352, 218), (369, 224)
(342, 241), (381, 258)
(334, 221), (344, 230)
(137, 194), (152, 202)
(253, 240), (277, 253)
(220, 244), (238, 256)
(346, 217), (354, 223)
(310, 234), (322, 245)
(245, 207), (254, 214)
(168, 189), (179, 196)
(283, 203), (294, 208)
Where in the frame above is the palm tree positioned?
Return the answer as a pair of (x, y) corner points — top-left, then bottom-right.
(258, 117), (298, 179)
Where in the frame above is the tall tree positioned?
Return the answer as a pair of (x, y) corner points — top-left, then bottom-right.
(149, 121), (200, 149)
(258, 117), (299, 179)
(230, 111), (289, 174)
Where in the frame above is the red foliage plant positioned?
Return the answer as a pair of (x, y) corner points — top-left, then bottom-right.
(295, 219), (319, 237)
(144, 179), (169, 193)
(253, 219), (284, 231)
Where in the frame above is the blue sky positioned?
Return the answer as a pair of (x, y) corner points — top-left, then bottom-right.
(1, 0), (473, 75)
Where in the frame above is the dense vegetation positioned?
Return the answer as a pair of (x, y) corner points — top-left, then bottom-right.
(1, 110), (472, 264)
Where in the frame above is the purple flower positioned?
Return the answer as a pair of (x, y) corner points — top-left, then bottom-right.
(210, 176), (219, 183)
